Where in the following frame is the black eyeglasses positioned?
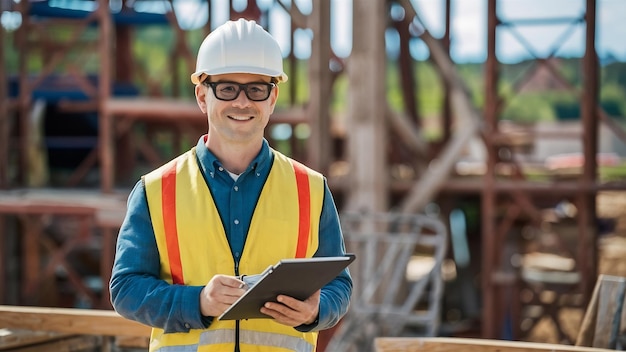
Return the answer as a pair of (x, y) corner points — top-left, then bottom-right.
(202, 81), (275, 102)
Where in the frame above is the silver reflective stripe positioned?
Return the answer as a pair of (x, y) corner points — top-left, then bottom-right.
(200, 329), (314, 352)
(199, 328), (235, 344)
(240, 330), (314, 352)
(155, 344), (199, 352)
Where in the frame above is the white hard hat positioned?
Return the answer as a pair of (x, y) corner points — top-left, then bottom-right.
(190, 18), (288, 84)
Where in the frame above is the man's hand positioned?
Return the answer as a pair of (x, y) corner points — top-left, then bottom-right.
(200, 275), (247, 317)
(260, 290), (320, 327)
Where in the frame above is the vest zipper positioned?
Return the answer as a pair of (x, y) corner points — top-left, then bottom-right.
(234, 261), (240, 352)
(235, 320), (240, 352)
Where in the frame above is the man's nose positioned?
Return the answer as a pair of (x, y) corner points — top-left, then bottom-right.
(232, 89), (251, 105)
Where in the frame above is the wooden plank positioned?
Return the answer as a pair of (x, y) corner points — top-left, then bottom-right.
(106, 97), (205, 122)
(0, 334), (100, 352)
(0, 189), (127, 227)
(575, 274), (602, 347)
(593, 276), (625, 347)
(575, 274), (626, 348)
(0, 16), (7, 189)
(0, 329), (73, 350)
(106, 98), (307, 125)
(375, 337), (617, 352)
(115, 335), (150, 349)
(0, 306), (151, 338)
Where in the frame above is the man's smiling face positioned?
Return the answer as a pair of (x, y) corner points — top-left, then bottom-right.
(197, 73), (278, 146)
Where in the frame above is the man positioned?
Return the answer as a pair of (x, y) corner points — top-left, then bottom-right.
(109, 18), (352, 352)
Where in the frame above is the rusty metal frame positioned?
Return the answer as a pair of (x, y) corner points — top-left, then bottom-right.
(0, 10), (8, 190)
(14, 0), (107, 187)
(480, 0), (606, 339)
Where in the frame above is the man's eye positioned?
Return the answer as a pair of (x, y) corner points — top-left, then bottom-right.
(248, 86), (264, 93)
(220, 85), (237, 93)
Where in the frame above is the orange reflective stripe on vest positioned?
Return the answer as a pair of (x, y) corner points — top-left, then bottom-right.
(162, 160), (184, 285)
(160, 158), (311, 284)
(292, 160), (310, 258)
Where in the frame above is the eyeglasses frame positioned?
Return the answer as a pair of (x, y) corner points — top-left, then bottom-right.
(202, 80), (276, 102)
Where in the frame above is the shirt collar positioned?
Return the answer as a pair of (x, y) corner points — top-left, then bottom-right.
(195, 135), (273, 179)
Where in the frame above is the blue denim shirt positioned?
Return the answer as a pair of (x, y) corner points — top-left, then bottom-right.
(110, 136), (352, 333)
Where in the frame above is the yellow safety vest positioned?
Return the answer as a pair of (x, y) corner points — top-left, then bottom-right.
(144, 147), (325, 352)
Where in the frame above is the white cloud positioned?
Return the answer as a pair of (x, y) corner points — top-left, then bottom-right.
(451, 0), (487, 62)
(597, 0), (626, 60)
(331, 0), (352, 58)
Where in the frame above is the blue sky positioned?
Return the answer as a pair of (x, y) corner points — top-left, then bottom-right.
(3, 0), (625, 64)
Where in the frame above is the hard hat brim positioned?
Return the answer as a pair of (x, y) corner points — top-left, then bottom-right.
(191, 67), (288, 85)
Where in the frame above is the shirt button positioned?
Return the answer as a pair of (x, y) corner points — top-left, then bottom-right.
(218, 166), (224, 171)
(256, 172), (260, 177)
(234, 219), (239, 225)
(184, 323), (190, 329)
(234, 186), (239, 191)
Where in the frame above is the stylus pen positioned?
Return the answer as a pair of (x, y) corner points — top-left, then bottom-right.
(237, 275), (247, 289)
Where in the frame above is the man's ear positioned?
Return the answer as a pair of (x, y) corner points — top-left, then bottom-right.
(269, 85), (279, 114)
(195, 84), (208, 114)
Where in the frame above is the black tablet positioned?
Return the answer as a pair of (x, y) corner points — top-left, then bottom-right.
(218, 254), (356, 320)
